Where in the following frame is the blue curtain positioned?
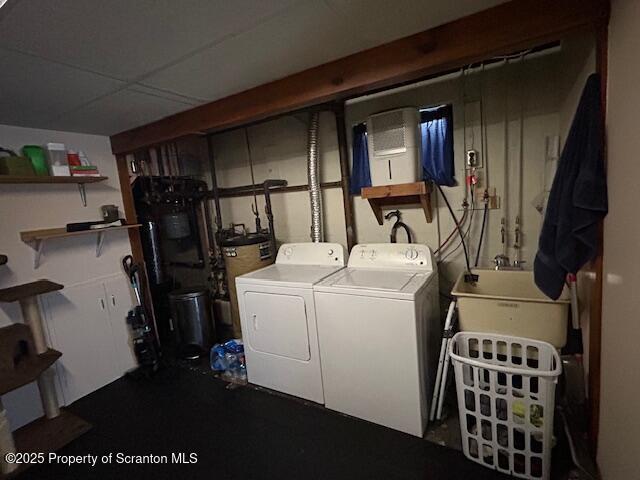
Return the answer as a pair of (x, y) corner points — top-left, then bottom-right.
(420, 105), (455, 186)
(350, 123), (372, 194)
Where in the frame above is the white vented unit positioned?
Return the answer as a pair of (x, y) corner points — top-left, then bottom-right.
(367, 107), (421, 186)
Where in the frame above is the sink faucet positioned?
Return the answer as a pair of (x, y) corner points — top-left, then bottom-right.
(494, 254), (510, 270)
(494, 254), (526, 270)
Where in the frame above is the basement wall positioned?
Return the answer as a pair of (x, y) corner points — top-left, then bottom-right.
(211, 111), (347, 246)
(209, 50), (586, 290)
(0, 124), (130, 430)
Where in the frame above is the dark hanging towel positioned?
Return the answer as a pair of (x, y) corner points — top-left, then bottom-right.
(534, 74), (608, 300)
(350, 123), (372, 194)
(420, 105), (455, 186)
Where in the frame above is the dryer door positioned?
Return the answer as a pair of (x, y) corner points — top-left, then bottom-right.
(243, 291), (310, 361)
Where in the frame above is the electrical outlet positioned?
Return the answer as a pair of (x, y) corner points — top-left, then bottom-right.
(466, 149), (479, 168)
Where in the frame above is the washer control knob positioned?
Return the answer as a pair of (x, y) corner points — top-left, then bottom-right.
(327, 249), (334, 256)
(284, 247), (293, 257)
(405, 248), (419, 260)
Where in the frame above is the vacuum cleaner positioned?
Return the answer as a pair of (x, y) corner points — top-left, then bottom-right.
(123, 255), (160, 376)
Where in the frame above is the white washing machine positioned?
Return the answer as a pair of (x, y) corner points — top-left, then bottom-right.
(236, 242), (346, 403)
(314, 243), (440, 437)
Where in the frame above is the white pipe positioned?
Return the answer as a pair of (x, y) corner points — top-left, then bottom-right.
(345, 45), (560, 106)
(430, 300), (457, 421)
(436, 341), (453, 420)
(515, 54), (526, 263)
(502, 61), (510, 257)
(461, 68), (469, 206)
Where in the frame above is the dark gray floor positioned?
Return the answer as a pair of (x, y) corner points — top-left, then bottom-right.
(21, 366), (511, 480)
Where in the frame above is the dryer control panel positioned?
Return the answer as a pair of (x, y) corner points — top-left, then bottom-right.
(276, 243), (346, 266)
(348, 244), (435, 271)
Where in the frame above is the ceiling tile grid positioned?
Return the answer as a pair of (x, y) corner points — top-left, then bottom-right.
(0, 0), (301, 80)
(0, 0), (507, 136)
(140, 1), (374, 101)
(0, 47), (124, 130)
(48, 87), (195, 135)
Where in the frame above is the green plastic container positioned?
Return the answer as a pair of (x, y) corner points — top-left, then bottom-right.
(22, 145), (49, 176)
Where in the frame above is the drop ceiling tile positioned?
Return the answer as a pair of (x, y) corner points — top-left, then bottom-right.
(0, 48), (124, 130)
(140, 1), (373, 101)
(49, 88), (193, 136)
(129, 84), (204, 105)
(0, 0), (300, 81)
(325, 0), (507, 46)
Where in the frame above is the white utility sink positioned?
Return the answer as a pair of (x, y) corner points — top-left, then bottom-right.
(451, 269), (570, 348)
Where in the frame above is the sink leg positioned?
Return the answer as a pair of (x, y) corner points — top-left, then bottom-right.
(19, 296), (60, 419)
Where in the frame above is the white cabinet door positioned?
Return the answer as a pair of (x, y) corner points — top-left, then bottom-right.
(103, 276), (137, 374)
(45, 280), (120, 404)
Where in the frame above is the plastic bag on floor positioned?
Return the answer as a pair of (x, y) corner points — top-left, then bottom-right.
(209, 339), (246, 381)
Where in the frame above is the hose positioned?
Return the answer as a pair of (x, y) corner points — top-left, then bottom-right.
(475, 202), (489, 266)
(439, 204), (475, 263)
(435, 208), (468, 255)
(436, 184), (474, 279)
(385, 211), (413, 244)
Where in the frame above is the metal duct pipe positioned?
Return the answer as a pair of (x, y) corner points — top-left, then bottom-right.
(307, 112), (323, 243)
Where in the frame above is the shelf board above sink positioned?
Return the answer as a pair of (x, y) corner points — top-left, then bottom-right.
(361, 182), (432, 225)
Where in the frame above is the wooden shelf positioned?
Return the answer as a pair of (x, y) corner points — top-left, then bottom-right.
(0, 349), (62, 396)
(361, 182), (433, 225)
(0, 175), (108, 207)
(20, 224), (141, 243)
(20, 224), (142, 268)
(0, 175), (107, 184)
(0, 280), (64, 303)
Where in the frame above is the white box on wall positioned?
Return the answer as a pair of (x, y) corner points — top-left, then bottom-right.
(366, 107), (421, 186)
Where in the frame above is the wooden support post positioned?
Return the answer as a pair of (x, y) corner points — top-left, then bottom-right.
(116, 155), (144, 264)
(587, 19), (609, 456)
(334, 104), (357, 251)
(115, 154), (159, 343)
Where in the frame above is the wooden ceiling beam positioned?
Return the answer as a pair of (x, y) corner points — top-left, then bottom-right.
(109, 0), (609, 155)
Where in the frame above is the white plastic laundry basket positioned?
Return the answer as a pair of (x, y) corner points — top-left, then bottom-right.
(449, 332), (561, 479)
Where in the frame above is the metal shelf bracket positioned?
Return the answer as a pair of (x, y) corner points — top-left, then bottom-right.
(78, 184), (87, 207)
(96, 232), (105, 257)
(34, 240), (44, 269)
